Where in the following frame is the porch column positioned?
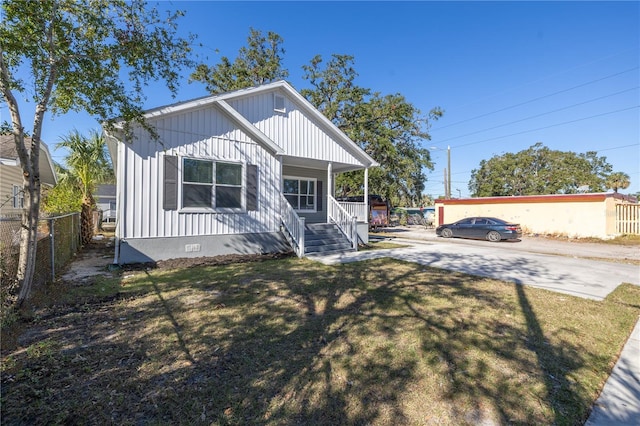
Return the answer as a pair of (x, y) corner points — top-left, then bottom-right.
(327, 162), (333, 199)
(278, 155), (283, 217)
(364, 167), (369, 222)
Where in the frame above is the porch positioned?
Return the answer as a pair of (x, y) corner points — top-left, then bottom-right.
(279, 159), (371, 257)
(281, 194), (369, 257)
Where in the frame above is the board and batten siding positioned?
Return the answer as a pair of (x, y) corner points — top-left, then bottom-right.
(118, 108), (281, 240)
(228, 93), (362, 168)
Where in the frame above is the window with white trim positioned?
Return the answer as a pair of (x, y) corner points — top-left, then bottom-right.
(274, 94), (286, 113)
(182, 158), (243, 209)
(215, 162), (243, 208)
(284, 177), (316, 212)
(12, 185), (24, 209)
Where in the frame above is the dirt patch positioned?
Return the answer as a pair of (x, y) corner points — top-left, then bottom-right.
(61, 235), (294, 279)
(120, 251), (294, 272)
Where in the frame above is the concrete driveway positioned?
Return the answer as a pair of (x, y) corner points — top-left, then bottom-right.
(311, 228), (640, 301)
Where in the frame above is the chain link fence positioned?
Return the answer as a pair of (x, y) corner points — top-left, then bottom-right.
(1, 213), (80, 319)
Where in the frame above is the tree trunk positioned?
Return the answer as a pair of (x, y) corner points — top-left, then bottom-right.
(80, 193), (95, 246)
(16, 152), (42, 306)
(2, 21), (55, 306)
(80, 202), (94, 246)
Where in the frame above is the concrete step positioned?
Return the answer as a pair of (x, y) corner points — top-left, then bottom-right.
(303, 223), (354, 255)
(305, 242), (355, 254)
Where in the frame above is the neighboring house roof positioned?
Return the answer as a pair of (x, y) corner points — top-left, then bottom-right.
(105, 80), (379, 170)
(0, 134), (57, 185)
(95, 184), (116, 199)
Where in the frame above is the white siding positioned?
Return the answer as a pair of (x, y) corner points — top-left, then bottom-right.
(228, 92), (363, 167)
(117, 86), (371, 241)
(119, 108), (281, 240)
(0, 165), (23, 215)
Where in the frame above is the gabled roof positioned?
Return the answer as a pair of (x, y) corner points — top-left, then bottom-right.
(0, 134), (57, 185)
(108, 81), (378, 168)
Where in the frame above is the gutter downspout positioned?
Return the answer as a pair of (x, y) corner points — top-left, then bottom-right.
(112, 136), (125, 265)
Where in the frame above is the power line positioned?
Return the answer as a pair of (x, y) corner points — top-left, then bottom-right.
(435, 87), (639, 144)
(594, 143), (640, 153)
(450, 105), (639, 149)
(431, 67), (639, 132)
(446, 48), (639, 111)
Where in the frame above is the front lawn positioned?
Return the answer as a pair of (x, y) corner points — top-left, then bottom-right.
(2, 257), (638, 425)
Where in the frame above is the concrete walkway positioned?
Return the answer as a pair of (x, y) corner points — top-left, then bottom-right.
(585, 320), (640, 425)
(309, 229), (640, 425)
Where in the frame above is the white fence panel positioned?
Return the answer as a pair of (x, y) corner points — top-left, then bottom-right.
(616, 204), (640, 235)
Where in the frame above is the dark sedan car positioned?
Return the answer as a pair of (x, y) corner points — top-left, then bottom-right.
(436, 217), (522, 242)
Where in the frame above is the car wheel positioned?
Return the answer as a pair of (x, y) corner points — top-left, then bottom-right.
(486, 230), (501, 242)
(441, 228), (453, 238)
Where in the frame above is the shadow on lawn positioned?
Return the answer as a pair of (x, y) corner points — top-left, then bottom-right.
(1, 256), (600, 425)
(124, 258), (592, 424)
(515, 283), (587, 425)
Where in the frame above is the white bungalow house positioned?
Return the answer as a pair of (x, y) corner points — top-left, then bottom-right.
(103, 80), (378, 264)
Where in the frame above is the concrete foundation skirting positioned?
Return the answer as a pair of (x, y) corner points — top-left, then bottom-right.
(357, 222), (369, 244)
(117, 232), (291, 264)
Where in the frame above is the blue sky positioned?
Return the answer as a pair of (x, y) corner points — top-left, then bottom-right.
(5, 1), (639, 197)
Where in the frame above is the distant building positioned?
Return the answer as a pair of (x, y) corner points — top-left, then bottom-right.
(0, 134), (57, 216)
(95, 184), (116, 223)
(435, 193), (639, 238)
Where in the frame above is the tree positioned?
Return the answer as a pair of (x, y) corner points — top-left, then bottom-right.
(0, 0), (195, 305)
(41, 163), (83, 214)
(301, 54), (443, 206)
(605, 172), (631, 193)
(469, 143), (613, 197)
(190, 28), (288, 94)
(301, 54), (368, 128)
(57, 130), (114, 244)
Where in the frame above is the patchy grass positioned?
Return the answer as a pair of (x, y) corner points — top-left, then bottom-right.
(359, 240), (409, 251)
(538, 233), (640, 246)
(1, 258), (639, 425)
(586, 234), (640, 245)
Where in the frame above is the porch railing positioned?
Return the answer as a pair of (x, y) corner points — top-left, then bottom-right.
(280, 193), (305, 257)
(337, 201), (368, 222)
(328, 195), (358, 250)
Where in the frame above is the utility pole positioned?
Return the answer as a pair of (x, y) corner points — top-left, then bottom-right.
(443, 168), (448, 199)
(447, 145), (451, 200)
(430, 145), (452, 199)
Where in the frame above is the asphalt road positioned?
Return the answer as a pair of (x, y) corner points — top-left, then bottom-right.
(312, 227), (640, 301)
